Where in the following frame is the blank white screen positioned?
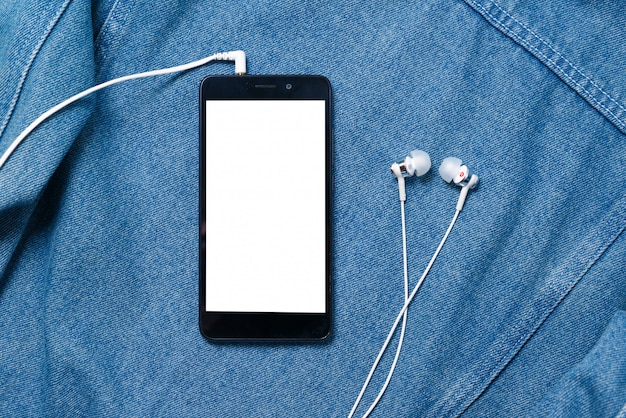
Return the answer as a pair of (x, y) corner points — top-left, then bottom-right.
(205, 100), (326, 313)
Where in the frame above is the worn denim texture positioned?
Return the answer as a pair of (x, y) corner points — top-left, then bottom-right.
(0, 0), (624, 416)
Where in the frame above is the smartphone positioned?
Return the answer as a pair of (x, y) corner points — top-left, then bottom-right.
(199, 75), (332, 341)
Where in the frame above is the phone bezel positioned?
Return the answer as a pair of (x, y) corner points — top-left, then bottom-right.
(199, 75), (332, 341)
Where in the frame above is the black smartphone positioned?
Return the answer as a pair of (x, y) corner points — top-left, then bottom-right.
(199, 75), (332, 341)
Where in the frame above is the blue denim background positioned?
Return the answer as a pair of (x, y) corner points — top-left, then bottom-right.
(0, 0), (624, 417)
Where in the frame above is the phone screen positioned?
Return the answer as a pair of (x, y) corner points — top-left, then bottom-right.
(199, 76), (331, 340)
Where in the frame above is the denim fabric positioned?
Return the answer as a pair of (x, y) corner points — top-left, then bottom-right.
(527, 311), (626, 417)
(0, 0), (624, 417)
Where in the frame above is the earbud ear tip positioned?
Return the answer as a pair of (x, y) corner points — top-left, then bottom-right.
(409, 150), (431, 176)
(438, 157), (462, 183)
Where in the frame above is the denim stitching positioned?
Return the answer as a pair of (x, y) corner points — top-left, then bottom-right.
(464, 0), (626, 134)
(0, 0), (73, 141)
(489, 1), (626, 123)
(474, 0), (626, 125)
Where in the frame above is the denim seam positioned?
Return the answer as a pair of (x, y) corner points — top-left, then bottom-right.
(93, 0), (122, 45)
(431, 196), (626, 417)
(462, 0), (626, 135)
(0, 0), (73, 141)
(93, 0), (136, 81)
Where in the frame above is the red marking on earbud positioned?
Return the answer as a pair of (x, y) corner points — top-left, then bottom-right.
(459, 171), (465, 177)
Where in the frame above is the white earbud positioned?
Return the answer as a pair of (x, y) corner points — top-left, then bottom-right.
(438, 157), (478, 211)
(390, 150), (431, 201)
(356, 151), (477, 417)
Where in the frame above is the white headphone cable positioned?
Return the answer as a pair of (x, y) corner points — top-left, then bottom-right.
(0, 50), (246, 172)
(348, 199), (410, 418)
(365, 199), (411, 418)
(349, 208), (461, 417)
